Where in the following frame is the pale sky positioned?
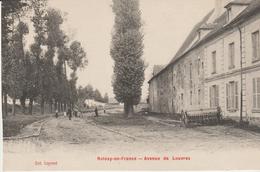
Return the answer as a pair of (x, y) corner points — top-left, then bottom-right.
(47, 0), (215, 100)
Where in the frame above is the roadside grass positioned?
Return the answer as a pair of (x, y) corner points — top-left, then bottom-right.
(3, 113), (51, 137)
(90, 111), (151, 126)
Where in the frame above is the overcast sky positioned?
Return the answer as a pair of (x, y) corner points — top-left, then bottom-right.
(48, 0), (215, 100)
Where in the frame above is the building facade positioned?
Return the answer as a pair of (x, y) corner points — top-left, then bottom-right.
(148, 0), (260, 119)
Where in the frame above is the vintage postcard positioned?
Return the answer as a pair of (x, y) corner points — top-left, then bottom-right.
(1, 0), (260, 171)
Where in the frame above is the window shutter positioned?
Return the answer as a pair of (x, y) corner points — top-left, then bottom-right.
(252, 33), (256, 59)
(226, 83), (229, 109)
(235, 81), (238, 109)
(232, 43), (235, 66)
(216, 85), (219, 107)
(257, 78), (260, 93)
(256, 31), (260, 59)
(252, 31), (260, 60)
(257, 78), (260, 109)
(209, 87), (212, 108)
(253, 78), (256, 109)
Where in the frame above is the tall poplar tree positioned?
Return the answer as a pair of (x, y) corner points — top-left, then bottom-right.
(2, 0), (28, 117)
(110, 0), (145, 117)
(30, 0), (47, 114)
(9, 22), (29, 115)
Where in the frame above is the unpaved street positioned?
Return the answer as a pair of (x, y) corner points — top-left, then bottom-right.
(4, 108), (260, 170)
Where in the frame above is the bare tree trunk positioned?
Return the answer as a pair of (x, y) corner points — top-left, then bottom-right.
(127, 104), (134, 117)
(49, 101), (52, 113)
(29, 98), (33, 115)
(40, 96), (44, 115)
(60, 102), (63, 112)
(124, 102), (128, 118)
(58, 102), (61, 112)
(20, 96), (26, 114)
(3, 93), (8, 118)
(12, 98), (16, 116)
(123, 101), (134, 118)
(54, 100), (57, 111)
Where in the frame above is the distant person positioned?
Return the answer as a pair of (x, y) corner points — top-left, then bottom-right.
(95, 107), (98, 117)
(103, 107), (106, 114)
(73, 110), (77, 117)
(68, 108), (72, 120)
(78, 111), (82, 118)
(55, 109), (58, 118)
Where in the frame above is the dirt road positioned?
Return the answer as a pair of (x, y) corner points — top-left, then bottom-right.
(3, 108), (260, 170)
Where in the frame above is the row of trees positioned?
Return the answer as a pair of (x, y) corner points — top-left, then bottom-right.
(2, 0), (87, 117)
(77, 85), (109, 103)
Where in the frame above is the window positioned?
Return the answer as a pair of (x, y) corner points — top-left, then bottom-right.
(212, 51), (216, 74)
(227, 8), (232, 22)
(198, 89), (201, 105)
(253, 78), (260, 110)
(228, 42), (235, 69)
(181, 93), (184, 106)
(209, 85), (219, 108)
(190, 63), (192, 80)
(190, 91), (192, 105)
(252, 31), (260, 61)
(198, 59), (200, 75)
(190, 63), (192, 87)
(226, 81), (238, 110)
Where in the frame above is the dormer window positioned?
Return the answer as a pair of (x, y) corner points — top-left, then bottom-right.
(197, 24), (215, 40)
(225, 1), (250, 22)
(227, 7), (232, 22)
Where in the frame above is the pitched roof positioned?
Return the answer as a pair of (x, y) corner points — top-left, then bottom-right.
(152, 65), (164, 76)
(148, 0), (260, 83)
(225, 0), (251, 8)
(228, 0), (260, 25)
(170, 10), (214, 64)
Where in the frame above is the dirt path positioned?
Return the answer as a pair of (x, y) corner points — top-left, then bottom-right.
(3, 109), (260, 170)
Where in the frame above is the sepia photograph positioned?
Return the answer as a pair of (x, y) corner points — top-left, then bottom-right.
(1, 0), (260, 171)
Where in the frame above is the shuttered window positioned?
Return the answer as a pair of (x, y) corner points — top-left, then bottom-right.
(198, 89), (201, 105)
(181, 93), (184, 107)
(198, 59), (200, 75)
(226, 81), (238, 110)
(190, 63), (192, 86)
(190, 91), (192, 105)
(212, 51), (217, 74)
(252, 31), (260, 61)
(228, 42), (235, 69)
(210, 85), (219, 108)
(253, 78), (260, 110)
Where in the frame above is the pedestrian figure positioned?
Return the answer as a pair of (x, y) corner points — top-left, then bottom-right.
(103, 107), (106, 114)
(95, 107), (98, 117)
(55, 109), (58, 118)
(68, 108), (72, 120)
(78, 111), (82, 118)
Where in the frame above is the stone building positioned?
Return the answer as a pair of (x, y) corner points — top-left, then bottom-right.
(148, 0), (260, 119)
